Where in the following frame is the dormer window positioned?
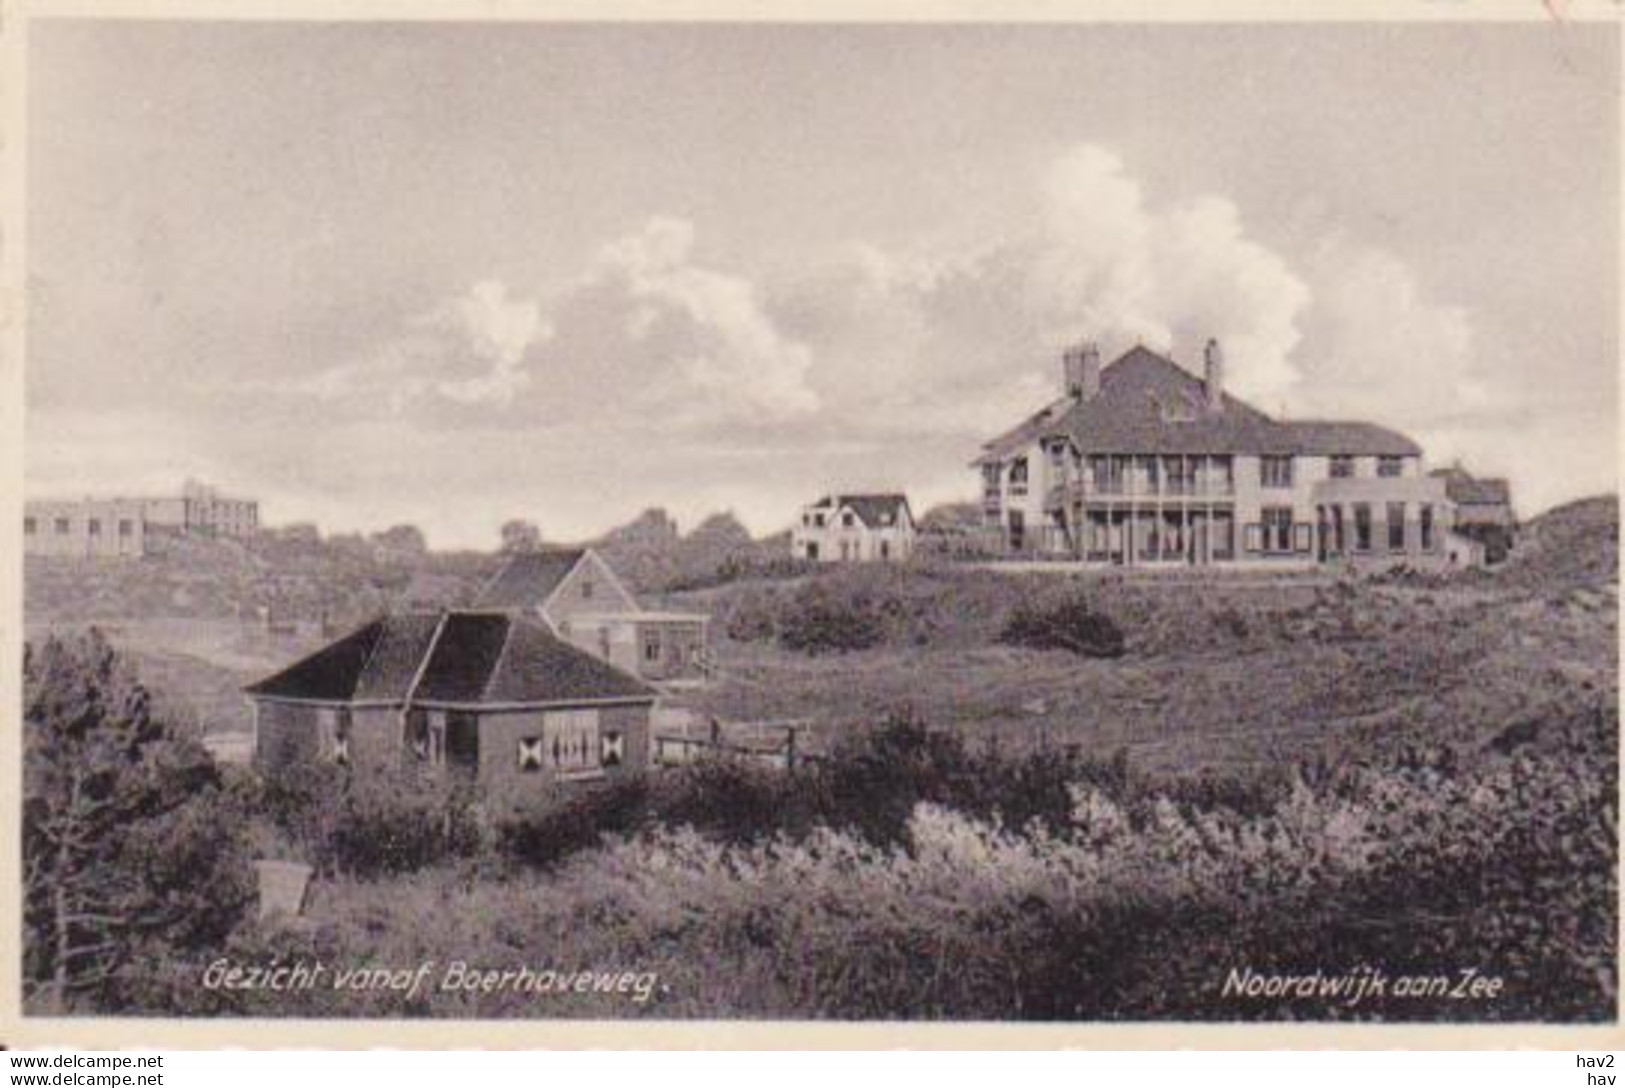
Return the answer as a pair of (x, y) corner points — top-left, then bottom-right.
(1329, 455), (1355, 479)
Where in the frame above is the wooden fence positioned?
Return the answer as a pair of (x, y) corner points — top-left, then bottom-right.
(652, 717), (816, 772)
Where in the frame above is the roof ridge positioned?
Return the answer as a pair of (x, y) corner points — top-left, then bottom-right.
(346, 615), (390, 702)
(401, 611), (452, 714)
(478, 612), (519, 704)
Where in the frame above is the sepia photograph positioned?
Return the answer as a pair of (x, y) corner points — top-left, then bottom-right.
(9, 11), (1620, 1038)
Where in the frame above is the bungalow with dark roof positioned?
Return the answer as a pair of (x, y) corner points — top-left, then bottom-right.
(244, 610), (658, 808)
(791, 493), (916, 563)
(974, 341), (1465, 569)
(474, 547), (711, 686)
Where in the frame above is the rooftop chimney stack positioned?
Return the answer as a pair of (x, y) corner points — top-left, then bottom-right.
(1063, 347), (1084, 399)
(1203, 338), (1225, 412)
(1079, 342), (1101, 402)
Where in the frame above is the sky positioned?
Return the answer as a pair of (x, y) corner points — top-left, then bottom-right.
(25, 20), (1620, 549)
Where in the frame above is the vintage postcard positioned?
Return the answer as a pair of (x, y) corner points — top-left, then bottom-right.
(2, 2), (1621, 1049)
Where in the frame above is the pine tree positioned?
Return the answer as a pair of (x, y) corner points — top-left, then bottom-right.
(23, 629), (250, 1012)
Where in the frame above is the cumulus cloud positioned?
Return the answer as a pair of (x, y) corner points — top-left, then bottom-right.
(570, 216), (818, 425)
(296, 279), (549, 411)
(1289, 236), (1484, 426)
(779, 142), (1475, 443)
(294, 217), (816, 430)
(288, 144), (1481, 484)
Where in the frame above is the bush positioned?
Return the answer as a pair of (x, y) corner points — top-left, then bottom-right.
(1000, 596), (1126, 657)
(777, 581), (888, 654)
(256, 759), (481, 878)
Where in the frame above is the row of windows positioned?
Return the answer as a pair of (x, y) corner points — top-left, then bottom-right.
(998, 453), (1407, 492)
(1320, 502), (1437, 554)
(24, 516), (137, 536)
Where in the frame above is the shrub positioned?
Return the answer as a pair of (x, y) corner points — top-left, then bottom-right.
(723, 587), (780, 642)
(1000, 596), (1126, 657)
(777, 581), (888, 654)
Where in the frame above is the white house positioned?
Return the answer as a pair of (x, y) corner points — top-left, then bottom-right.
(973, 340), (1468, 570)
(791, 494), (916, 563)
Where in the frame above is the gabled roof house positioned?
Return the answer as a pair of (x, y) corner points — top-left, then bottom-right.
(791, 493), (916, 563)
(474, 546), (711, 686)
(975, 340), (1472, 569)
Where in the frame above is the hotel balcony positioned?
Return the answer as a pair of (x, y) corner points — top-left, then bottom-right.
(1045, 474), (1236, 509)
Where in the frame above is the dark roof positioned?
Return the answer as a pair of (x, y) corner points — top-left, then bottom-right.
(245, 611), (656, 706)
(1430, 467), (1512, 505)
(1284, 421), (1422, 457)
(473, 548), (587, 610)
(813, 493), (912, 527)
(976, 346), (1424, 459)
(243, 620), (389, 703)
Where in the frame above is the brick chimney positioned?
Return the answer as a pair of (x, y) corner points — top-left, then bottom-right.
(1203, 338), (1224, 412)
(1062, 347), (1084, 399)
(1063, 342), (1103, 401)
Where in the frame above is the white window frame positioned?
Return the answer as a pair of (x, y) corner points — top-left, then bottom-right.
(543, 708), (602, 779)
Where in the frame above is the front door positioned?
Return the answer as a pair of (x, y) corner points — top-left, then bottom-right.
(445, 711), (480, 778)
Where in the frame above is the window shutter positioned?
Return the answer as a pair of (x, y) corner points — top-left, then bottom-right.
(1293, 524), (1313, 553)
(1244, 524), (1263, 553)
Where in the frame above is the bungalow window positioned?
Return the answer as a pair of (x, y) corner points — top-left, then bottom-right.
(332, 709), (351, 766)
(1387, 502), (1407, 551)
(406, 710), (447, 764)
(982, 464), (1001, 491)
(1261, 507), (1293, 554)
(1378, 456), (1404, 478)
(88, 518), (101, 536)
(1329, 455), (1355, 479)
(543, 709), (600, 776)
(1293, 524), (1314, 554)
(601, 731), (625, 768)
(118, 519), (134, 537)
(813, 512), (827, 528)
(580, 577), (593, 600)
(23, 516), (34, 535)
(1208, 456), (1234, 494)
(1260, 456), (1294, 489)
(1353, 504), (1373, 552)
(643, 630), (661, 663)
(517, 737), (545, 773)
(54, 517), (70, 535)
(880, 540), (891, 561)
(1420, 504), (1436, 551)
(841, 511), (856, 527)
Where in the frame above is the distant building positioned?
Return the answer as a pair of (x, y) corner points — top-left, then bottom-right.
(791, 494), (917, 563)
(1431, 463), (1516, 564)
(245, 610), (657, 810)
(474, 547), (711, 687)
(23, 479), (260, 558)
(973, 341), (1465, 570)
